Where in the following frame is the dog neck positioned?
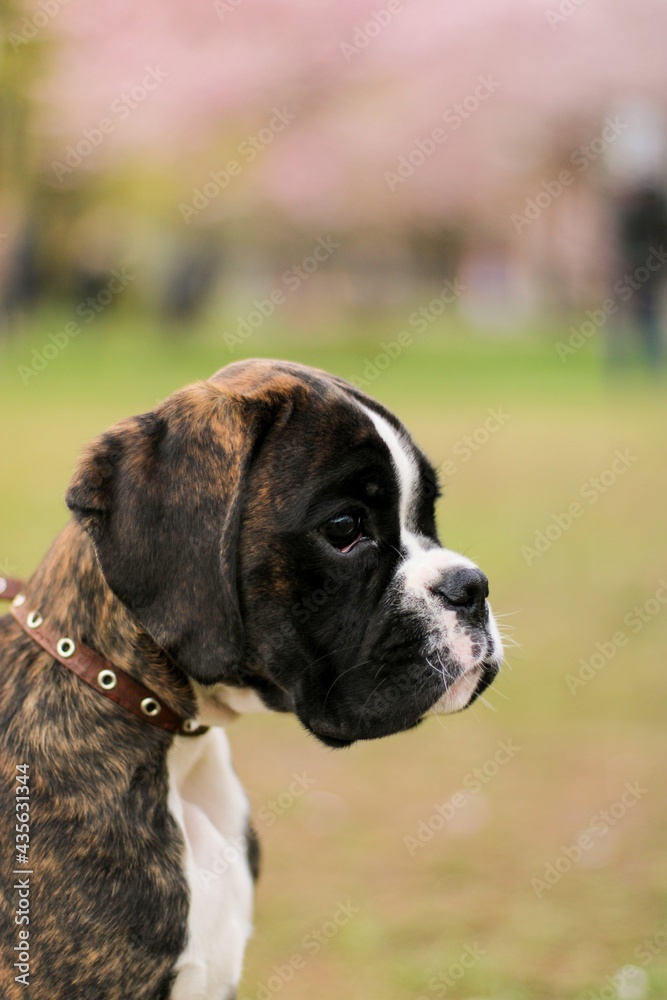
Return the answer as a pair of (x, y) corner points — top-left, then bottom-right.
(19, 520), (198, 723)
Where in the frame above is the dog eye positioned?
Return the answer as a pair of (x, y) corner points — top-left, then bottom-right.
(320, 511), (364, 552)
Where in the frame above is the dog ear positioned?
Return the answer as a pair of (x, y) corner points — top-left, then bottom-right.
(66, 380), (283, 684)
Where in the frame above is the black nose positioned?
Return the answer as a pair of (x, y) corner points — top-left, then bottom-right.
(433, 567), (489, 613)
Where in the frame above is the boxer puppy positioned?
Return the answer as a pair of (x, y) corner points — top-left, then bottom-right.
(0, 359), (502, 999)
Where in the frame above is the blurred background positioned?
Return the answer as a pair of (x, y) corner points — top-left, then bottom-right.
(1, 0), (666, 997)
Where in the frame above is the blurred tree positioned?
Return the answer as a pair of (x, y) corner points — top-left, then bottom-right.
(0, 0), (47, 324)
(6, 0), (667, 320)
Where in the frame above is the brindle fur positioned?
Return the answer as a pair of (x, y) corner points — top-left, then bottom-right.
(0, 523), (192, 999)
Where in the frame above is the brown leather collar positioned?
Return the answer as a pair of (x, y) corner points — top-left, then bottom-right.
(1, 575), (207, 738)
(0, 576), (24, 602)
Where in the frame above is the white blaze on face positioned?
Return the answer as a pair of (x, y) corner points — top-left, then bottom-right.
(358, 403), (502, 697)
(358, 404), (422, 553)
(358, 402), (475, 588)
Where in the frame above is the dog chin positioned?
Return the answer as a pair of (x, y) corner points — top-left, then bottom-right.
(433, 660), (500, 715)
(306, 727), (356, 749)
(303, 714), (423, 750)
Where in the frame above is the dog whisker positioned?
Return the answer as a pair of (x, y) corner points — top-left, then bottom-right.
(322, 659), (375, 710)
(498, 636), (521, 649)
(488, 686), (510, 701)
(308, 643), (365, 668)
(358, 675), (390, 718)
(429, 704), (450, 732)
(435, 650), (456, 685)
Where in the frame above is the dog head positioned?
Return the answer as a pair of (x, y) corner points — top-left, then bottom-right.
(67, 359), (502, 747)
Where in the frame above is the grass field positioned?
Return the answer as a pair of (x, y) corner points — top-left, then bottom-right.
(1, 309), (666, 999)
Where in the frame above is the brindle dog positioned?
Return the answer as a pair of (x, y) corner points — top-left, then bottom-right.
(0, 360), (502, 999)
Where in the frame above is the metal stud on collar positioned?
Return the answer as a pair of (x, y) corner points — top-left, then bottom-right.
(57, 637), (76, 659)
(26, 611), (43, 629)
(13, 594), (26, 607)
(0, 578), (7, 595)
(140, 697), (161, 717)
(181, 718), (200, 733)
(97, 669), (118, 690)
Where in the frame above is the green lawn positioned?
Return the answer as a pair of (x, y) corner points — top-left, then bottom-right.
(1, 309), (665, 999)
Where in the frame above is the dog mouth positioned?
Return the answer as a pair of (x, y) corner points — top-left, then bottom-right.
(301, 656), (501, 748)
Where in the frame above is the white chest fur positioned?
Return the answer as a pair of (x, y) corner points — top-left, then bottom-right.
(168, 728), (254, 999)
